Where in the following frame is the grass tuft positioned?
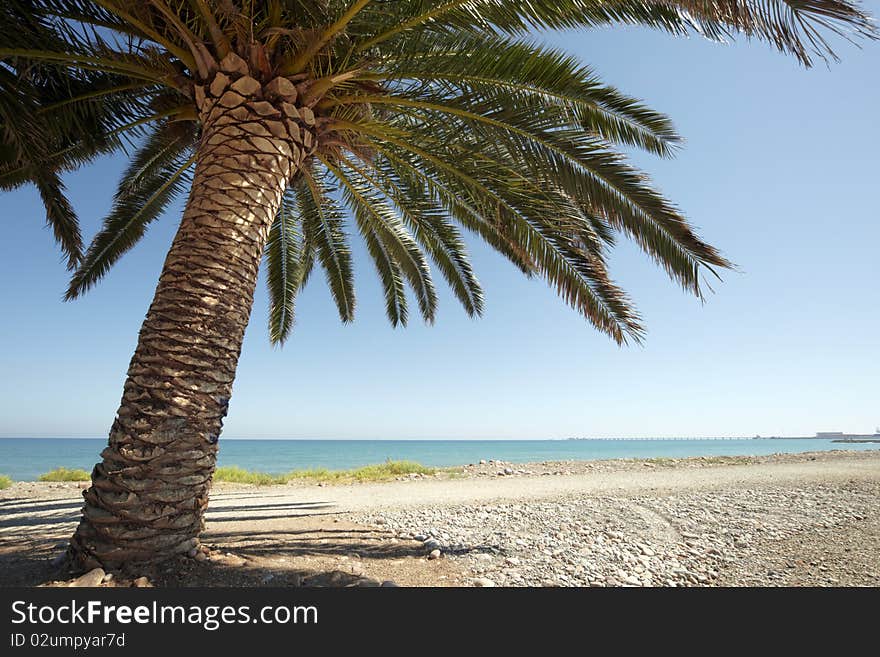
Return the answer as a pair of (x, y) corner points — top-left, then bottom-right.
(699, 456), (753, 465)
(38, 467), (91, 482)
(644, 457), (677, 466)
(0, 474), (12, 489)
(213, 460), (436, 486)
(213, 466), (287, 486)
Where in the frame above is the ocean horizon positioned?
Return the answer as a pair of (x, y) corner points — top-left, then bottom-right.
(0, 437), (877, 482)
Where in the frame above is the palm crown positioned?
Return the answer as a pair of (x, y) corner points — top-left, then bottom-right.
(1, 1), (874, 344)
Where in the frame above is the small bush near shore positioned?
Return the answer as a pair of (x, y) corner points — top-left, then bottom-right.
(38, 467), (90, 482)
(213, 460), (436, 486)
(643, 457), (677, 466)
(0, 475), (12, 489)
(291, 460), (435, 482)
(213, 466), (287, 485)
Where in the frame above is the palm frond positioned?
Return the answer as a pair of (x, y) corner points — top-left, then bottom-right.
(668, 0), (877, 66)
(66, 120), (196, 298)
(353, 0), (876, 67)
(2, 0), (874, 343)
(298, 164), (356, 322)
(353, 32), (683, 157)
(265, 189), (308, 345)
(336, 157), (438, 323)
(0, 69), (83, 267)
(336, 118), (644, 341)
(345, 153), (484, 317)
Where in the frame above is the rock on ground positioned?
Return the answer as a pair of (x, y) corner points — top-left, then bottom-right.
(353, 479), (880, 587)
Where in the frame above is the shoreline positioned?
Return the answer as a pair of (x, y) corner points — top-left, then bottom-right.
(1, 449), (878, 587)
(2, 439), (878, 484)
(2, 447), (877, 492)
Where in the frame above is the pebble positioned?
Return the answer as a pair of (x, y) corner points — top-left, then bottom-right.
(351, 464), (879, 588)
(69, 568), (104, 588)
(352, 578), (381, 587)
(428, 549), (441, 560)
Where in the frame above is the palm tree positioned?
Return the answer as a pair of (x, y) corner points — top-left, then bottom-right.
(1, 1), (873, 571)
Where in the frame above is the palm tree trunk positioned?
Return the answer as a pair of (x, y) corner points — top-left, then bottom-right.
(69, 65), (314, 571)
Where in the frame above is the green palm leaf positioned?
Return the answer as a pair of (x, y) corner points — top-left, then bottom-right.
(346, 154), (484, 317)
(265, 190), (309, 345)
(66, 120), (196, 298)
(1, 0), (873, 341)
(333, 159), (438, 324)
(299, 165), (356, 323)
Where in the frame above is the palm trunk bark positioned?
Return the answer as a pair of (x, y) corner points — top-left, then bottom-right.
(69, 61), (315, 571)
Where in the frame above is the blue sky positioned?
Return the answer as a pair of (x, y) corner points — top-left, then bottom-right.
(1, 16), (878, 439)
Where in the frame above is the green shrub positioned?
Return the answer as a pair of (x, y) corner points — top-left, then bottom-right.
(345, 460), (435, 480)
(212, 460), (436, 486)
(0, 474), (12, 489)
(289, 459), (435, 483)
(213, 466), (287, 485)
(38, 467), (90, 482)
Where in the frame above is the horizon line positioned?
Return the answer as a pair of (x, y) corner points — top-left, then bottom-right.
(0, 435), (834, 441)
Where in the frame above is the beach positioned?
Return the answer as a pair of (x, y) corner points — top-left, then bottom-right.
(4, 437), (879, 482)
(1, 449), (878, 587)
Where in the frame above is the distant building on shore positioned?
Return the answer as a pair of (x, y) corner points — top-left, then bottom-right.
(815, 429), (880, 442)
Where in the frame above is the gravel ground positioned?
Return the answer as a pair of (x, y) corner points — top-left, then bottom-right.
(3, 450), (878, 587)
(352, 466), (880, 587)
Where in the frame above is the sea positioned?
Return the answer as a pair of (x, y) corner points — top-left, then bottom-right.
(0, 437), (876, 482)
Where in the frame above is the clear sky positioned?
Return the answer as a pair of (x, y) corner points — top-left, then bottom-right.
(1, 15), (878, 440)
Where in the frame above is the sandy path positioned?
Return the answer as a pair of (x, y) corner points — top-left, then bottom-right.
(1, 452), (877, 587)
(204, 457), (879, 522)
(2, 456), (877, 536)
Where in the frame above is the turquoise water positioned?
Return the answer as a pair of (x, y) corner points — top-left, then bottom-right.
(0, 437), (876, 481)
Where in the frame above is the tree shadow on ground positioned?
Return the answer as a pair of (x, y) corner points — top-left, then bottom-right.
(0, 544), (64, 586)
(205, 527), (427, 560)
(0, 495), (469, 587)
(0, 550), (383, 588)
(128, 557), (387, 588)
(0, 516), (455, 587)
(0, 498), (339, 531)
